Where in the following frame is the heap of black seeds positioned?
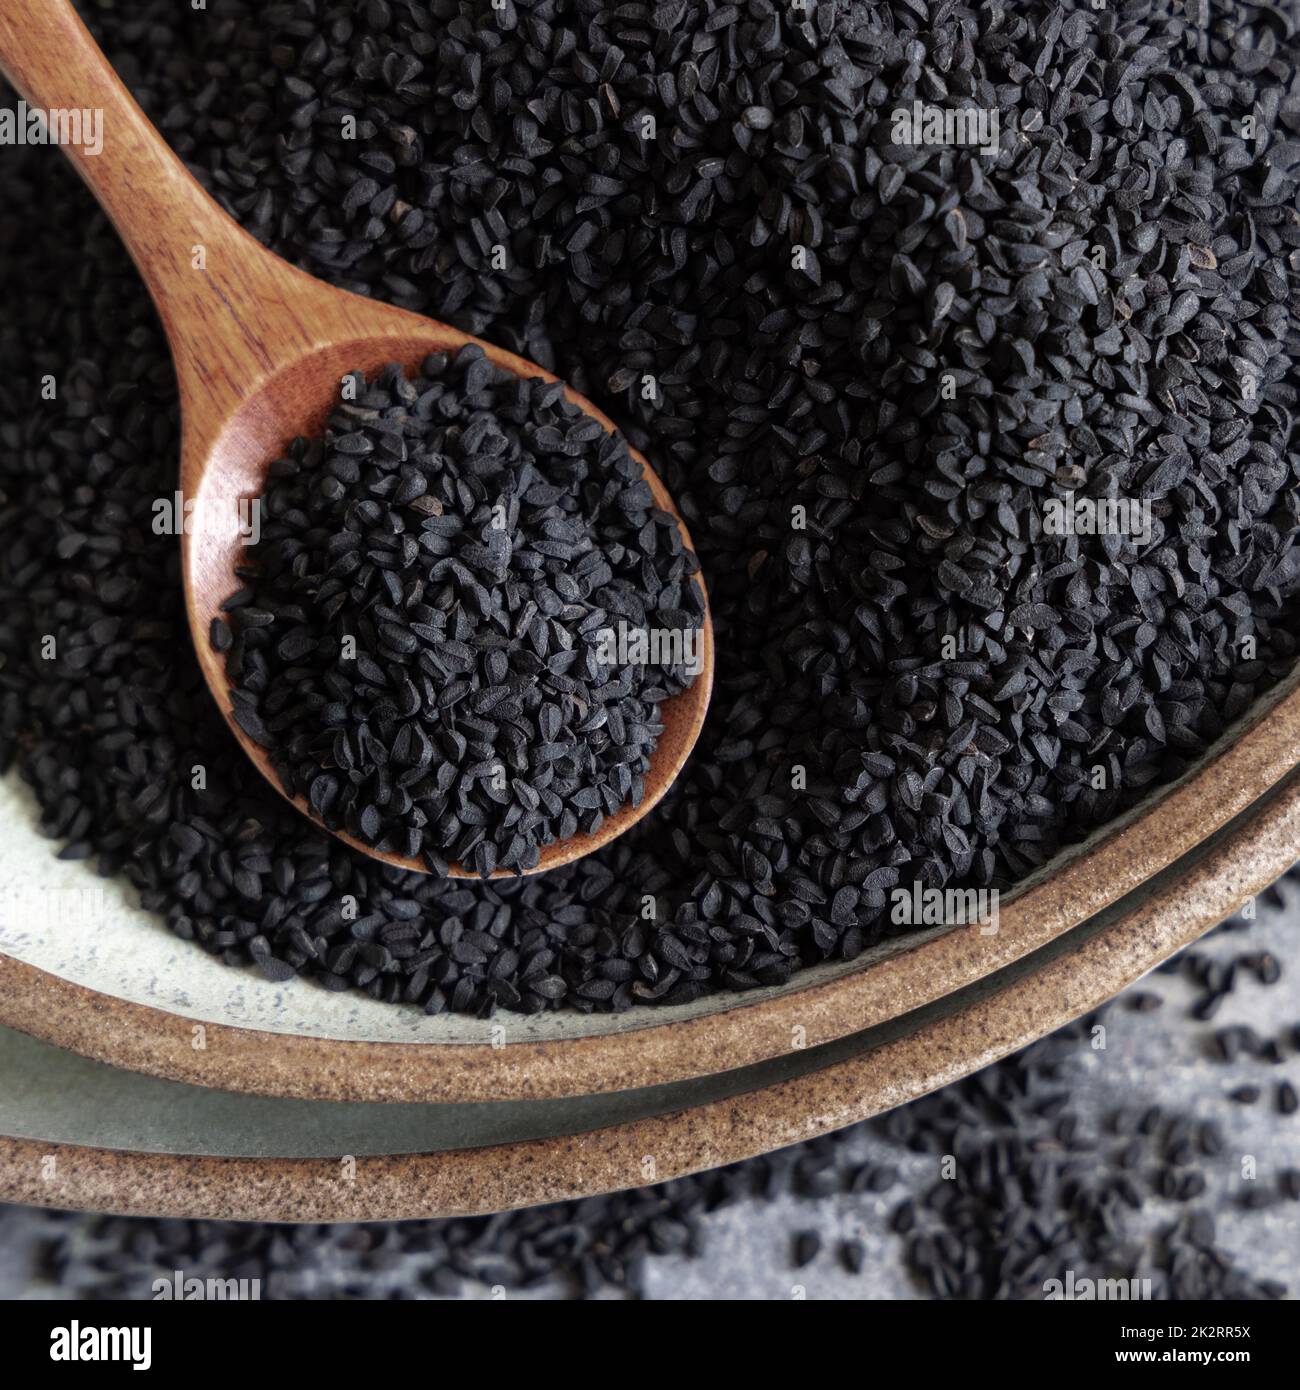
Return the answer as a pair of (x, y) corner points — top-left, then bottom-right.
(2, 0), (1300, 1013)
(214, 352), (703, 877)
(882, 1028), (1287, 1299)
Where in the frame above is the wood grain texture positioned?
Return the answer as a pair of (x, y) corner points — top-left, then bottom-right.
(0, 0), (713, 878)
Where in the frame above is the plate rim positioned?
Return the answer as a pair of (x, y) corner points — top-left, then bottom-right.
(1, 676), (1297, 1103)
(1, 763), (1296, 1221)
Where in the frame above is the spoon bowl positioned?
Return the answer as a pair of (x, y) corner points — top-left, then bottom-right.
(0, 0), (713, 878)
(189, 329), (713, 877)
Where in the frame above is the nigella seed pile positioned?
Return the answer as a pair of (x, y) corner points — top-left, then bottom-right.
(212, 350), (703, 876)
(2, 0), (1300, 1013)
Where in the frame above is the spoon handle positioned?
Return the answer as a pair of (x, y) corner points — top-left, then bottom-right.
(0, 0), (305, 418)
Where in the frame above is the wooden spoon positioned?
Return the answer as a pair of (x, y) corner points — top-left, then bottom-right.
(0, 0), (713, 878)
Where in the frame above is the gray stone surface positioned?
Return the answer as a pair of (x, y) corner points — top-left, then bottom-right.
(643, 887), (1300, 1299)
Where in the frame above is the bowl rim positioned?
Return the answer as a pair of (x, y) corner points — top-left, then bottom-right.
(2, 760), (1296, 1222)
(1, 670), (1298, 1103)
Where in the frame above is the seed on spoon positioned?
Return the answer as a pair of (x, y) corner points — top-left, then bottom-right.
(211, 347), (706, 878)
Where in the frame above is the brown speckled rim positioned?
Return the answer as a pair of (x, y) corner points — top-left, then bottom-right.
(1, 672), (1298, 1104)
(2, 763), (1297, 1222)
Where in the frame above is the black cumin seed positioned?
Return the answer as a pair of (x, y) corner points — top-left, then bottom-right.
(2, 0), (1299, 1025)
